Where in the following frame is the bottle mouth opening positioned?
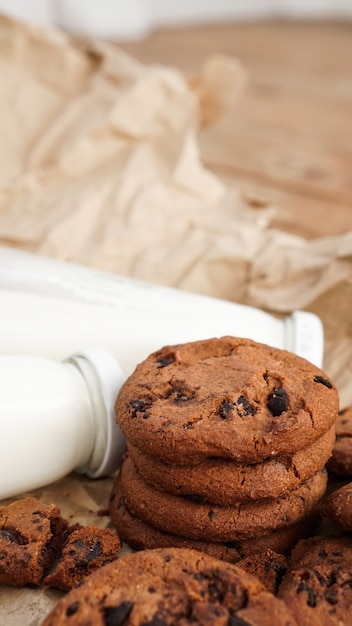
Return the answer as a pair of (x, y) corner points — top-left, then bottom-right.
(67, 349), (126, 478)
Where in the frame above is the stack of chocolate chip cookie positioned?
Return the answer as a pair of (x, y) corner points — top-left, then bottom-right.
(110, 336), (339, 561)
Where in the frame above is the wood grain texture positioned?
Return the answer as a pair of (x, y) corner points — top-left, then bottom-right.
(120, 21), (352, 239)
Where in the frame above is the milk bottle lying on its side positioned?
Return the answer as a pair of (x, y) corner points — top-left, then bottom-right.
(0, 247), (324, 374)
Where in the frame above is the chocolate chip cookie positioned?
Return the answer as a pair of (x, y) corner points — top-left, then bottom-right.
(127, 426), (335, 505)
(278, 534), (352, 625)
(319, 482), (352, 531)
(115, 337), (338, 465)
(327, 406), (352, 477)
(109, 474), (319, 562)
(42, 547), (298, 626)
(118, 456), (327, 542)
(0, 496), (68, 587)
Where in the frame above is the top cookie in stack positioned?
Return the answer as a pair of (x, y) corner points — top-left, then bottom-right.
(110, 336), (338, 558)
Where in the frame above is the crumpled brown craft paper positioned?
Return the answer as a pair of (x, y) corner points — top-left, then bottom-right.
(0, 12), (352, 625)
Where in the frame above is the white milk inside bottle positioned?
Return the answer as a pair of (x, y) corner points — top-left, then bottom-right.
(0, 350), (125, 500)
(0, 247), (324, 372)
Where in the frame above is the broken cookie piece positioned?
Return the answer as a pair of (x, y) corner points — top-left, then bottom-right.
(43, 525), (121, 591)
(0, 496), (68, 587)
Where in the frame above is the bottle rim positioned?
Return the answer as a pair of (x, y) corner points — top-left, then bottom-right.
(68, 349), (126, 478)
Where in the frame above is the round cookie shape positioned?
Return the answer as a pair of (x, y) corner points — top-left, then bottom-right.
(278, 534), (352, 626)
(42, 547), (298, 626)
(127, 426), (335, 505)
(119, 456), (328, 542)
(327, 406), (352, 477)
(109, 473), (320, 562)
(115, 337), (339, 464)
(320, 482), (352, 530)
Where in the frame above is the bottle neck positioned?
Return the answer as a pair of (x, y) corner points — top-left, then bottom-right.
(66, 350), (126, 478)
(67, 355), (106, 475)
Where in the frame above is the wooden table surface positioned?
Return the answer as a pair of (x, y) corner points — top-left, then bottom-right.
(120, 20), (352, 240)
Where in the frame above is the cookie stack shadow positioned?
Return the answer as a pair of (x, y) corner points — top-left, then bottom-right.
(109, 337), (339, 563)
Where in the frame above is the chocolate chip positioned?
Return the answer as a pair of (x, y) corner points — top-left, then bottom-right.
(325, 588), (338, 605)
(167, 384), (195, 403)
(223, 540), (242, 551)
(220, 397), (255, 419)
(85, 541), (103, 562)
(130, 400), (146, 412)
(237, 396), (255, 416)
(314, 375), (333, 389)
(228, 615), (251, 626)
(173, 394), (192, 404)
(271, 564), (287, 590)
(209, 579), (225, 603)
(194, 572), (207, 581)
(103, 601), (134, 626)
(185, 494), (205, 504)
(313, 569), (328, 587)
(156, 353), (175, 367)
(219, 402), (233, 419)
(66, 601), (80, 617)
(0, 529), (27, 545)
(318, 549), (328, 559)
(267, 388), (288, 416)
(297, 581), (317, 607)
(129, 399), (151, 418)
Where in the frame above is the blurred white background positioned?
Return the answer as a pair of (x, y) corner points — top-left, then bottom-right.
(0, 0), (351, 40)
